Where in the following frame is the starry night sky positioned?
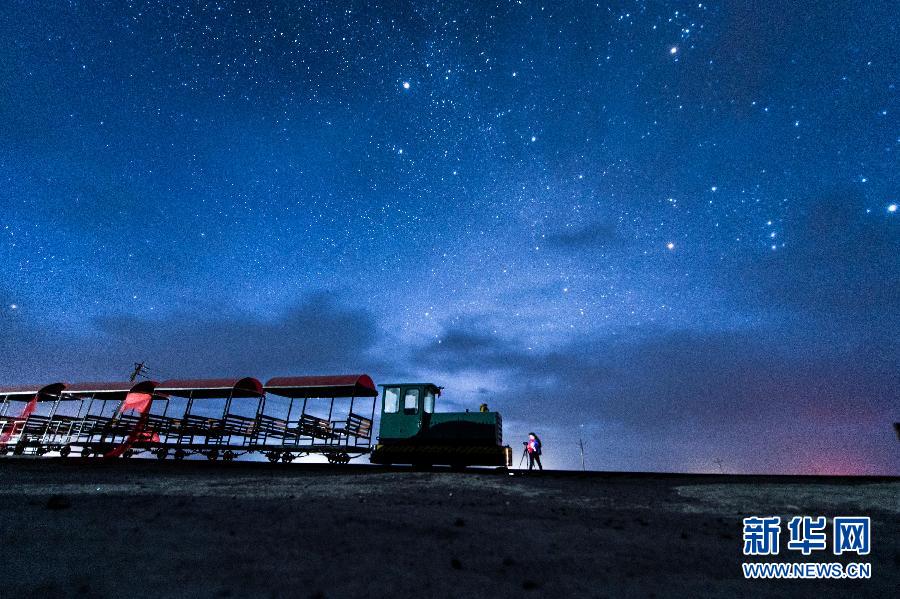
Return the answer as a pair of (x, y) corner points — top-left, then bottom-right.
(1, 1), (897, 473)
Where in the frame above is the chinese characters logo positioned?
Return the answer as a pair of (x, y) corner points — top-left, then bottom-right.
(742, 515), (870, 556)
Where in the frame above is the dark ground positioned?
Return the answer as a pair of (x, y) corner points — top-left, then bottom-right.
(0, 459), (896, 598)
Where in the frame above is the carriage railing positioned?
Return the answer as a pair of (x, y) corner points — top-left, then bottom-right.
(45, 414), (87, 442)
(0, 412), (374, 454)
(329, 412), (374, 446)
(0, 416), (26, 441)
(1, 375), (378, 460)
(0, 387), (80, 454)
(140, 409), (375, 448)
(81, 396), (374, 449)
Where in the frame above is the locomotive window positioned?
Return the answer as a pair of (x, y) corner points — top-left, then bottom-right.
(384, 387), (400, 413)
(403, 389), (419, 414)
(424, 390), (435, 414)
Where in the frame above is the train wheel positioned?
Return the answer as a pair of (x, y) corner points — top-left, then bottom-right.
(280, 453), (293, 463)
(0, 446), (9, 456)
(207, 450), (219, 461)
(60, 445), (72, 458)
(223, 450), (235, 462)
(174, 449), (186, 460)
(123, 449), (135, 459)
(155, 447), (169, 460)
(266, 451), (280, 463)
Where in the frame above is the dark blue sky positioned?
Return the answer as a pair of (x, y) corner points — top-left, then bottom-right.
(1, 1), (897, 473)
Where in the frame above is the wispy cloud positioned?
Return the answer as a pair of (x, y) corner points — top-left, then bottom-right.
(546, 222), (620, 250)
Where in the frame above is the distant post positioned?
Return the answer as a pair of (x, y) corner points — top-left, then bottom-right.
(579, 424), (586, 471)
(129, 361), (149, 382)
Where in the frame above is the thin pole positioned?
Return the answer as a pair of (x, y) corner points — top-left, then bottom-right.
(579, 437), (585, 471)
(300, 397), (308, 442)
(81, 394), (95, 444)
(42, 394), (62, 444)
(98, 398), (109, 443)
(326, 397), (335, 446)
(367, 394), (376, 448)
(347, 394), (356, 446)
(220, 389), (234, 446)
(183, 391), (194, 445)
(285, 397), (295, 446)
(285, 397), (294, 424)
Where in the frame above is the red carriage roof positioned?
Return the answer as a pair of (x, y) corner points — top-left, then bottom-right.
(2, 375), (377, 401)
(264, 374), (378, 398)
(0, 382), (67, 401)
(62, 380), (160, 399)
(156, 377), (264, 398)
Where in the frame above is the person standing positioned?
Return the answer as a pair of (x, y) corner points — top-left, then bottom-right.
(526, 432), (543, 470)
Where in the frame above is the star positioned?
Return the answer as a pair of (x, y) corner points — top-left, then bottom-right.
(8, 304), (17, 310)
(666, 242), (675, 250)
(889, 204), (897, 213)
(402, 81), (410, 89)
(670, 46), (678, 55)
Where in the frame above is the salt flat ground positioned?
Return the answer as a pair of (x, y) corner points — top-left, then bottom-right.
(0, 460), (896, 598)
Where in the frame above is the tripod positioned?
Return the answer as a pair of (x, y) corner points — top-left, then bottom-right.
(518, 443), (529, 468)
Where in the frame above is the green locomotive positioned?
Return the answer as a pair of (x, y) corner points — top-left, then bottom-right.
(369, 383), (512, 468)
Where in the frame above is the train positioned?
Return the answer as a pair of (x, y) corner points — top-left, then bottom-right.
(0, 375), (513, 468)
(370, 382), (511, 467)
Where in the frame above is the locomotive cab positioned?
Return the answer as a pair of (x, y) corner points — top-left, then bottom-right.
(370, 383), (512, 468)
